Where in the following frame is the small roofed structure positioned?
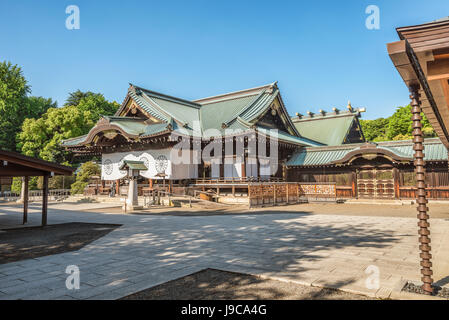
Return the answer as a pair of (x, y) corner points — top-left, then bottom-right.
(0, 150), (74, 226)
(119, 160), (149, 171)
(119, 160), (148, 211)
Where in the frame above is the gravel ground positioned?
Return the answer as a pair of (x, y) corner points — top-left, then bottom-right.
(86, 202), (449, 219)
(403, 282), (449, 298)
(121, 269), (376, 300)
(0, 222), (121, 264)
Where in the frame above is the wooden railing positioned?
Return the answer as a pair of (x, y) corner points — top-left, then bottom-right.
(247, 182), (337, 207)
(195, 177), (284, 184)
(0, 189), (71, 201)
(399, 186), (449, 200)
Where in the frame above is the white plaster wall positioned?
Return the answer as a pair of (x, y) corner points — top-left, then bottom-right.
(101, 149), (198, 181)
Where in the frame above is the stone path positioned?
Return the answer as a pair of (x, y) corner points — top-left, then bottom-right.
(1, 203), (449, 300)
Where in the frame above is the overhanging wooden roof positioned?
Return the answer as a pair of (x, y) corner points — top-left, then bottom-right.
(0, 150), (74, 177)
(387, 17), (449, 149)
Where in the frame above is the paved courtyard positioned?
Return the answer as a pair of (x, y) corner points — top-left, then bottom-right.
(1, 202), (449, 299)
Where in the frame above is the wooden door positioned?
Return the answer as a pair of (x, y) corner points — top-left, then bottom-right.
(375, 169), (395, 199)
(357, 169), (375, 198)
(357, 169), (395, 199)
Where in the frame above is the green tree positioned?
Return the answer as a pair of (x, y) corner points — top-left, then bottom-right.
(37, 175), (76, 190)
(387, 105), (434, 140)
(0, 61), (54, 151)
(64, 89), (96, 107)
(17, 94), (119, 163)
(361, 105), (436, 142)
(11, 176), (39, 194)
(76, 93), (120, 122)
(71, 161), (100, 195)
(17, 106), (94, 163)
(360, 118), (389, 142)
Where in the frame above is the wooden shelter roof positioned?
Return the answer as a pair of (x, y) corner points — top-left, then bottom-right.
(0, 150), (74, 177)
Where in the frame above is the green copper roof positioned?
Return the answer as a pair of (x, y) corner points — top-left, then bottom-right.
(287, 138), (447, 166)
(141, 92), (200, 130)
(61, 118), (171, 146)
(256, 126), (323, 147)
(105, 117), (147, 136)
(119, 160), (148, 171)
(63, 83), (327, 149)
(292, 115), (356, 146)
(128, 88), (169, 122)
(61, 134), (88, 147)
(199, 94), (260, 130)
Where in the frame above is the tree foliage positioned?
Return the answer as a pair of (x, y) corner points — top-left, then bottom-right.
(64, 89), (96, 107)
(11, 176), (39, 194)
(0, 61), (53, 151)
(71, 161), (100, 195)
(17, 92), (119, 163)
(360, 105), (436, 142)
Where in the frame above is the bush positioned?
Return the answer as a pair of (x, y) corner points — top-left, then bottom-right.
(11, 176), (39, 194)
(37, 175), (76, 190)
(70, 161), (100, 195)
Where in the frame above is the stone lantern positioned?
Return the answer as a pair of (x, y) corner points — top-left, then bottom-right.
(119, 160), (148, 211)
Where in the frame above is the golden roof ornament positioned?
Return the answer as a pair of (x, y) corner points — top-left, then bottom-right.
(347, 100), (353, 112)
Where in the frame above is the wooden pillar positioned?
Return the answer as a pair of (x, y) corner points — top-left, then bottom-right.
(23, 176), (29, 224)
(248, 184), (251, 209)
(220, 139), (225, 180)
(352, 171), (357, 198)
(42, 174), (49, 226)
(116, 179), (120, 195)
(255, 131), (259, 179)
(296, 183), (300, 203)
(410, 85), (433, 294)
(393, 167), (400, 199)
(149, 179), (153, 189)
(274, 184), (277, 205)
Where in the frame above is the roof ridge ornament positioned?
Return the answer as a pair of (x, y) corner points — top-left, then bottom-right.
(347, 101), (353, 112)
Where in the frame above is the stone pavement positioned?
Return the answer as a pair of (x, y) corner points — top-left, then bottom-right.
(1, 202), (449, 300)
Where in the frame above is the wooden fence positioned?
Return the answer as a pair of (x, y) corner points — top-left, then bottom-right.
(248, 182), (337, 207)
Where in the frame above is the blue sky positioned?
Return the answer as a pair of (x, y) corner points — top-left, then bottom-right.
(0, 0), (448, 119)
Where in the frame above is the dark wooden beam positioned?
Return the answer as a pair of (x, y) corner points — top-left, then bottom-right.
(42, 174), (49, 226)
(23, 176), (29, 224)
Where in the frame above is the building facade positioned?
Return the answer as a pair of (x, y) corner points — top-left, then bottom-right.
(63, 82), (449, 201)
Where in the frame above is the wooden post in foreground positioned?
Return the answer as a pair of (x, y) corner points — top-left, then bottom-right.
(42, 174), (49, 226)
(410, 85), (433, 294)
(23, 176), (29, 224)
